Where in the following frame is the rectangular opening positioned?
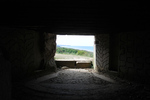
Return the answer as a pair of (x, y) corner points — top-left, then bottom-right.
(54, 35), (95, 68)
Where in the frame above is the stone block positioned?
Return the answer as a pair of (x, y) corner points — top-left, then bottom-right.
(119, 55), (126, 61)
(119, 66), (128, 73)
(127, 57), (134, 63)
(76, 62), (91, 68)
(135, 57), (144, 64)
(126, 62), (134, 68)
(55, 60), (76, 68)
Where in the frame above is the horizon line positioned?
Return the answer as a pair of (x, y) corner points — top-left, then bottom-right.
(57, 44), (94, 46)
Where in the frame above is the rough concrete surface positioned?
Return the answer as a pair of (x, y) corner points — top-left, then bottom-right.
(13, 69), (150, 100)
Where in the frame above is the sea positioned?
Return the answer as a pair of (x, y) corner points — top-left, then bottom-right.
(57, 45), (94, 52)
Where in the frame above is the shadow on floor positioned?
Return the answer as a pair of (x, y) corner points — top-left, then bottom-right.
(12, 68), (150, 100)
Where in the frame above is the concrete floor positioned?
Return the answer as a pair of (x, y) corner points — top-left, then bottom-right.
(13, 69), (150, 100)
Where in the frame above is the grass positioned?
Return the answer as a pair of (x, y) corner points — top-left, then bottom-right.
(54, 53), (93, 61)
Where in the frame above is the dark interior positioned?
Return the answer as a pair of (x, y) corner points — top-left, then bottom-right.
(0, 1), (150, 100)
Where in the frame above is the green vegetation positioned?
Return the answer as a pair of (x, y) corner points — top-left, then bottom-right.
(56, 47), (93, 57)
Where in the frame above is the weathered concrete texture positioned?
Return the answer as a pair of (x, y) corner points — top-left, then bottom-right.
(95, 34), (109, 72)
(118, 32), (150, 83)
(0, 28), (42, 81)
(44, 33), (57, 71)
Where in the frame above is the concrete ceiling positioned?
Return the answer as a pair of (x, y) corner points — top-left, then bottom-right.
(0, 1), (150, 33)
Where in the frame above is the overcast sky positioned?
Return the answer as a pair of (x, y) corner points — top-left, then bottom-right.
(56, 35), (95, 46)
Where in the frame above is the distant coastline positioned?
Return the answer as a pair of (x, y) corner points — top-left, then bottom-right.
(57, 45), (94, 52)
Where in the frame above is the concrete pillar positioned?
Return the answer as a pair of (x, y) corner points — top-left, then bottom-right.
(44, 33), (57, 71)
(93, 37), (97, 70)
(94, 34), (109, 72)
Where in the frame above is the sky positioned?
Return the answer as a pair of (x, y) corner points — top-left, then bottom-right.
(56, 35), (95, 46)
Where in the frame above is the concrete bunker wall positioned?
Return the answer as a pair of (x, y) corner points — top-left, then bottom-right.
(118, 32), (150, 83)
(0, 28), (57, 81)
(95, 32), (150, 84)
(1, 27), (150, 84)
(0, 28), (39, 80)
(43, 33), (57, 71)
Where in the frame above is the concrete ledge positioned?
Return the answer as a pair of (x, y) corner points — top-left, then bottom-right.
(55, 60), (92, 68)
(76, 62), (91, 68)
(55, 60), (76, 68)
